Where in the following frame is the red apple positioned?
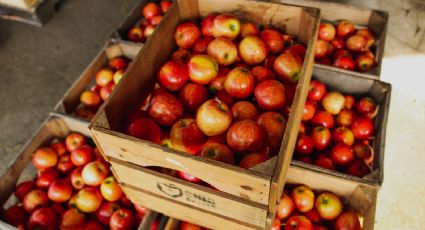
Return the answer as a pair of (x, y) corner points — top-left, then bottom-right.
(355, 97), (378, 118)
(70, 167), (85, 190)
(271, 218), (281, 230)
(175, 22), (201, 49)
(48, 179), (73, 203)
(196, 99), (232, 136)
(96, 68), (114, 87)
(170, 118), (207, 155)
(148, 91), (184, 126)
(351, 117), (375, 139)
(2, 205), (27, 227)
(332, 126), (355, 146)
(127, 118), (162, 144)
(356, 28), (375, 48)
(65, 133), (86, 152)
(314, 156), (335, 170)
(260, 29), (284, 53)
(158, 61), (189, 92)
(311, 110), (335, 129)
(36, 168), (59, 189)
(227, 120), (264, 152)
(60, 208), (86, 229)
(82, 161), (109, 186)
(29, 207), (57, 230)
(295, 135), (314, 155)
(71, 145), (94, 166)
(150, 15), (162, 26)
(127, 27), (144, 42)
(304, 209), (322, 224)
(336, 109), (356, 127)
(172, 49), (192, 63)
(76, 187), (103, 213)
(23, 189), (49, 212)
(311, 126), (331, 151)
(284, 215), (313, 230)
(334, 211), (361, 230)
(257, 112), (286, 152)
(277, 192), (295, 219)
(315, 40), (331, 59)
(201, 14), (217, 37)
(177, 171), (201, 183)
(308, 80), (327, 101)
(15, 180), (36, 201)
(286, 44), (307, 61)
(322, 91), (345, 115)
(231, 101), (259, 121)
(336, 20), (356, 38)
(142, 2), (160, 20)
(346, 159), (370, 177)
(207, 37), (238, 66)
(346, 35), (367, 52)
(330, 143), (355, 166)
(239, 36), (268, 65)
(193, 36), (214, 54)
(108, 57), (128, 70)
(353, 142), (373, 164)
(216, 90), (235, 107)
(224, 67), (255, 99)
(334, 49), (352, 60)
(318, 23), (336, 41)
(96, 202), (121, 226)
(99, 83), (115, 101)
(208, 67), (228, 93)
(32, 147), (58, 170)
(315, 192), (342, 220)
(50, 141), (67, 156)
(241, 22), (259, 37)
(356, 52), (375, 72)
(100, 176), (123, 202)
(292, 185), (315, 212)
(251, 66), (275, 82)
(274, 51), (302, 82)
(134, 203), (147, 216)
(212, 14), (241, 40)
(302, 101), (316, 121)
(200, 142), (234, 164)
(187, 54), (219, 84)
(179, 83), (208, 112)
(239, 152), (268, 169)
(333, 56), (356, 70)
(254, 80), (286, 111)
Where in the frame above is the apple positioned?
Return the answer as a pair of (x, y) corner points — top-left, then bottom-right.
(322, 91), (345, 115)
(208, 68), (228, 93)
(216, 90), (236, 107)
(170, 118), (206, 155)
(355, 97), (378, 118)
(331, 37), (344, 50)
(2, 205), (27, 227)
(123, 110), (148, 132)
(336, 20), (355, 38)
(145, 25), (156, 38)
(302, 101), (316, 121)
(314, 156), (335, 170)
(74, 106), (97, 120)
(160, 0), (172, 13)
(308, 80), (327, 101)
(180, 221), (202, 230)
(142, 2), (160, 19)
(284, 215), (313, 230)
(356, 28), (375, 48)
(318, 23), (336, 41)
(260, 29), (284, 53)
(257, 112), (286, 152)
(295, 135), (314, 155)
(29, 207), (57, 230)
(251, 66), (275, 82)
(212, 14), (241, 40)
(346, 159), (370, 177)
(148, 91), (184, 126)
(333, 49), (352, 60)
(231, 101), (259, 121)
(345, 35), (367, 53)
(108, 57), (128, 70)
(227, 119), (264, 152)
(356, 52), (375, 72)
(76, 187), (103, 213)
(36, 168), (59, 189)
(127, 27), (144, 42)
(150, 15), (162, 26)
(274, 51), (302, 82)
(311, 110), (335, 129)
(80, 90), (101, 108)
(330, 143), (355, 166)
(311, 126), (331, 151)
(277, 192), (295, 219)
(54, 156), (75, 177)
(335, 211), (361, 230)
(254, 80), (286, 111)
(60, 208), (86, 230)
(172, 49), (192, 63)
(65, 133), (86, 152)
(109, 209), (136, 230)
(15, 180), (35, 201)
(96, 68), (114, 87)
(353, 142), (373, 164)
(201, 14), (217, 37)
(351, 117), (375, 139)
(99, 83), (115, 101)
(315, 192), (342, 220)
(50, 141), (67, 156)
(207, 37), (238, 66)
(292, 185), (315, 212)
(179, 83), (208, 112)
(23, 189), (49, 212)
(193, 36), (214, 54)
(239, 36), (268, 65)
(239, 152), (268, 169)
(333, 56), (356, 70)
(127, 118), (162, 144)
(315, 40), (331, 59)
(177, 171), (201, 183)
(196, 99), (232, 136)
(175, 22), (201, 49)
(200, 142), (234, 164)
(100, 176), (123, 202)
(187, 54), (219, 84)
(241, 22), (259, 37)
(286, 44), (307, 61)
(158, 61), (189, 92)
(71, 145), (94, 166)
(70, 167), (85, 189)
(134, 203), (147, 216)
(224, 67), (255, 99)
(119, 194), (133, 209)
(304, 209), (322, 224)
(271, 218), (281, 230)
(82, 161), (109, 186)
(332, 127), (355, 146)
(47, 179), (73, 203)
(32, 147), (58, 170)
(342, 94), (355, 110)
(336, 109), (356, 127)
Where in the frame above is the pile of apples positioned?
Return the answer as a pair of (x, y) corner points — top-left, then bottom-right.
(272, 184), (362, 230)
(76, 56), (131, 120)
(126, 1), (172, 43)
(123, 13), (307, 182)
(1, 133), (148, 230)
(294, 79), (377, 177)
(315, 20), (376, 73)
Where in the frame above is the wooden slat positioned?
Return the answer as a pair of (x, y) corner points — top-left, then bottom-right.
(110, 159), (268, 227)
(0, 0), (38, 11)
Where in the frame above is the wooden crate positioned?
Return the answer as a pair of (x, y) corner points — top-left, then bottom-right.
(0, 0), (39, 10)
(291, 67), (391, 187)
(53, 39), (142, 129)
(0, 0), (55, 26)
(277, 0), (388, 79)
(89, 0), (320, 229)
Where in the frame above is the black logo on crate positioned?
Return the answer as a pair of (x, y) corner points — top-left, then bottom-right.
(156, 182), (216, 208)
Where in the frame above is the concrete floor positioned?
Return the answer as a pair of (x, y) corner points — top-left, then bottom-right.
(0, 0), (424, 229)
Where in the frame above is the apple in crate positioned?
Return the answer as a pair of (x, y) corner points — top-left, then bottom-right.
(142, 2), (160, 20)
(96, 202), (121, 226)
(32, 147), (58, 170)
(47, 179), (73, 203)
(292, 185), (315, 212)
(200, 142), (235, 164)
(239, 36), (268, 65)
(175, 22), (201, 49)
(148, 91), (184, 127)
(193, 36), (214, 54)
(241, 22), (259, 37)
(284, 215), (313, 230)
(318, 23), (336, 41)
(231, 101), (259, 121)
(336, 20), (356, 38)
(254, 80), (286, 111)
(82, 161), (109, 186)
(251, 66), (275, 82)
(76, 187), (103, 213)
(29, 207), (57, 230)
(274, 51), (302, 82)
(201, 14), (217, 37)
(170, 118), (206, 155)
(207, 37), (238, 66)
(36, 168), (59, 189)
(212, 14), (241, 40)
(257, 112), (286, 153)
(158, 61), (189, 92)
(227, 119), (264, 152)
(23, 189), (49, 212)
(239, 152), (268, 169)
(224, 67), (255, 99)
(315, 192), (342, 220)
(335, 211), (362, 230)
(260, 28), (284, 53)
(178, 83), (208, 112)
(196, 99), (232, 136)
(110, 209), (136, 230)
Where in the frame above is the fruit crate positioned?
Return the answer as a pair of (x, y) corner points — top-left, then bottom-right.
(0, 0), (56, 26)
(53, 39), (142, 129)
(292, 67), (391, 187)
(276, 0), (388, 79)
(0, 0), (39, 10)
(89, 0), (320, 229)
